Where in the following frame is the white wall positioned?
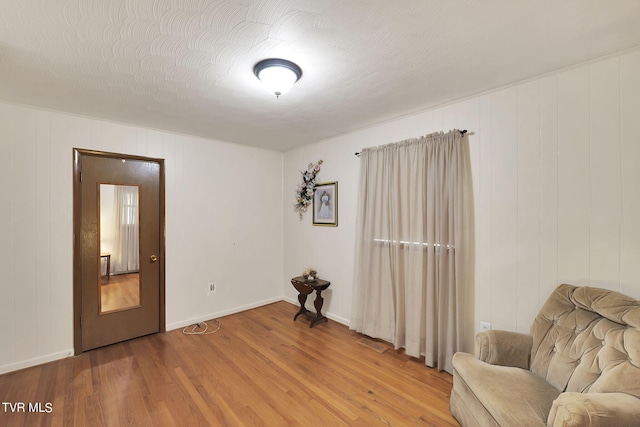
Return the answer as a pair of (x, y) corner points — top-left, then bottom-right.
(0, 105), (284, 374)
(2, 48), (639, 375)
(283, 49), (640, 352)
(99, 184), (115, 266)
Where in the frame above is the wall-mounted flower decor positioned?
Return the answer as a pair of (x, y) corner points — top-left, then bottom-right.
(294, 160), (323, 219)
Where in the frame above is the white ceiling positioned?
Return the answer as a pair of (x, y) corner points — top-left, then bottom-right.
(1, 1), (639, 151)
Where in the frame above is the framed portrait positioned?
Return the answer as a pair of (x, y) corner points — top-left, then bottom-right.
(313, 182), (338, 226)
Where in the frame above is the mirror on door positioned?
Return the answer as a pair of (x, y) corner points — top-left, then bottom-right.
(99, 184), (141, 313)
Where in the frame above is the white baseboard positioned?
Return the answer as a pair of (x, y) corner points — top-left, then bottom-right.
(281, 296), (297, 306)
(166, 296), (284, 331)
(0, 349), (75, 376)
(281, 296), (350, 326)
(0, 297), (351, 375)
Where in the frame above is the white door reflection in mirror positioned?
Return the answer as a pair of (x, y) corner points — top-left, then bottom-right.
(99, 184), (141, 313)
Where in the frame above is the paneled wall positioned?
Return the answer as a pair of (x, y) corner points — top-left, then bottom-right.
(2, 48), (638, 374)
(0, 107), (284, 374)
(283, 49), (640, 350)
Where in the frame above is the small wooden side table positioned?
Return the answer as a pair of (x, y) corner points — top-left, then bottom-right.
(291, 276), (331, 328)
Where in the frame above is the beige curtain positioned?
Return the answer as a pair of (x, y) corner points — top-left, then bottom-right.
(350, 130), (473, 374)
(111, 185), (140, 274)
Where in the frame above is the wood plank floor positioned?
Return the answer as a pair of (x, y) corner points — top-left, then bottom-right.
(0, 301), (460, 426)
(101, 273), (140, 313)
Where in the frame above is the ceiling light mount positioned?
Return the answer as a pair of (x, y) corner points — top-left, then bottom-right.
(253, 58), (302, 98)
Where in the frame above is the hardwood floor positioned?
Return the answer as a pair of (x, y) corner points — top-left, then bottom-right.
(0, 301), (459, 426)
(100, 272), (140, 313)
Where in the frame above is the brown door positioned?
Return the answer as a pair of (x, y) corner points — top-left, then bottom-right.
(73, 149), (165, 352)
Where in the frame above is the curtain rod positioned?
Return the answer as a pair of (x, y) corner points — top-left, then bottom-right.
(354, 129), (468, 156)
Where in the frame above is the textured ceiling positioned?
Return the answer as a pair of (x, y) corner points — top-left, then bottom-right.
(0, 0), (639, 151)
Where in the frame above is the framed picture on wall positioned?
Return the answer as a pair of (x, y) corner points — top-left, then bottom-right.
(313, 182), (338, 227)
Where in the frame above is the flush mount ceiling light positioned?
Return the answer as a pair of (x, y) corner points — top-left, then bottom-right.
(253, 58), (302, 98)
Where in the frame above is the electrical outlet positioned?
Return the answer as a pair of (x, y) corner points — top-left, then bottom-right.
(480, 322), (492, 332)
(207, 282), (216, 295)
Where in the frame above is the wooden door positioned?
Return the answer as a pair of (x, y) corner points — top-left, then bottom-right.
(73, 149), (165, 353)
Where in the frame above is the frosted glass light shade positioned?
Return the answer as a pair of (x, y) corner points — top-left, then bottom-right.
(254, 58), (302, 98)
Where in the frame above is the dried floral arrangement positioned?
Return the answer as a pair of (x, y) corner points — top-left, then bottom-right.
(302, 268), (318, 281)
(294, 160), (323, 219)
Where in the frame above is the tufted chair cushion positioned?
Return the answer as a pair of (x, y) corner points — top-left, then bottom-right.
(530, 284), (640, 398)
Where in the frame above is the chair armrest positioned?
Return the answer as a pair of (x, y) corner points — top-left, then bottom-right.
(475, 330), (532, 369)
(548, 392), (640, 427)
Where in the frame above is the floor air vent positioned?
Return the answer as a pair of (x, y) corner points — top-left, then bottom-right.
(356, 337), (388, 354)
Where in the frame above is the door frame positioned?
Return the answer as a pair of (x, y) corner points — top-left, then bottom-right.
(73, 148), (166, 355)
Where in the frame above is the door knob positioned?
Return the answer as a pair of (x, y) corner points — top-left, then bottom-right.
(150, 255), (158, 263)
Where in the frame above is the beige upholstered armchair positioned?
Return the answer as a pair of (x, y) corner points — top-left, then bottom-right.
(450, 284), (640, 426)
